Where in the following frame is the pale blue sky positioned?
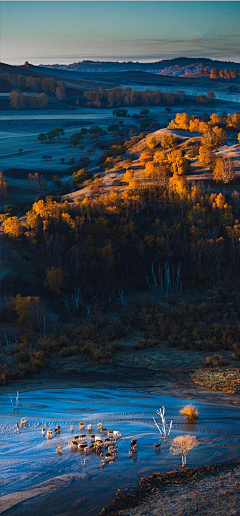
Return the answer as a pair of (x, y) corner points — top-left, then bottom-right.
(1, 2), (240, 64)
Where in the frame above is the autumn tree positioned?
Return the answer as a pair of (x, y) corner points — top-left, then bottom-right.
(169, 173), (187, 197)
(196, 95), (208, 105)
(161, 134), (176, 149)
(210, 68), (219, 79)
(227, 113), (240, 131)
(169, 112), (190, 130)
(168, 149), (189, 175)
(17, 75), (26, 89)
(147, 136), (157, 149)
(213, 157), (235, 183)
(73, 168), (91, 185)
(124, 169), (134, 183)
(170, 435), (198, 467)
(56, 82), (66, 101)
(140, 151), (153, 166)
(198, 145), (213, 166)
(0, 172), (7, 199)
(38, 93), (49, 108)
(9, 294), (45, 331)
(2, 216), (22, 239)
(153, 150), (166, 164)
(45, 267), (64, 294)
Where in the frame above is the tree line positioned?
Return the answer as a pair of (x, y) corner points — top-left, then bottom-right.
(83, 87), (187, 108)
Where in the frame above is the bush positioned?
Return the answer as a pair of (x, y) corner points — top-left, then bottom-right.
(60, 345), (78, 357)
(180, 405), (199, 420)
(73, 168), (91, 185)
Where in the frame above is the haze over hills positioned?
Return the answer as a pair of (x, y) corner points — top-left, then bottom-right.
(40, 57), (240, 76)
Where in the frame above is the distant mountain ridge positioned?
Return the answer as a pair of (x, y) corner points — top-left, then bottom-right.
(40, 57), (240, 76)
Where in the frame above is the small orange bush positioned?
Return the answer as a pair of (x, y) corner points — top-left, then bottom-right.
(180, 405), (199, 420)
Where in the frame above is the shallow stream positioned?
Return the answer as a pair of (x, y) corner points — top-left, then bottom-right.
(0, 387), (239, 515)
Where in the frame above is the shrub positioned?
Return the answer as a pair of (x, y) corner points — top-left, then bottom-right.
(60, 345), (78, 357)
(180, 405), (199, 420)
(73, 168), (91, 185)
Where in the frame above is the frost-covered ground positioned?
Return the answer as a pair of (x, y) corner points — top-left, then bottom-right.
(0, 387), (240, 516)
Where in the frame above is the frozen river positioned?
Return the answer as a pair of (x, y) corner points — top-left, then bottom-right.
(0, 387), (240, 515)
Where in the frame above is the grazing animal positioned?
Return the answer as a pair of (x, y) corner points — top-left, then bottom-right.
(113, 431), (121, 439)
(95, 436), (103, 443)
(70, 440), (78, 450)
(79, 434), (87, 441)
(78, 443), (87, 451)
(109, 447), (118, 455)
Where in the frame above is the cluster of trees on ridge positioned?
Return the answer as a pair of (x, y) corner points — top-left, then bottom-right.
(83, 88), (187, 108)
(5, 73), (67, 109)
(1, 109), (240, 378)
(210, 68), (239, 80)
(9, 90), (49, 109)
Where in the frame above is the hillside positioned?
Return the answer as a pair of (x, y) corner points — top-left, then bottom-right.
(41, 57), (240, 76)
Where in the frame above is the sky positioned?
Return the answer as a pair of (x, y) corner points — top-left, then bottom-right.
(1, 1), (240, 65)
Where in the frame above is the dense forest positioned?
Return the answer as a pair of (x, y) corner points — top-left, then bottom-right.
(1, 110), (240, 380)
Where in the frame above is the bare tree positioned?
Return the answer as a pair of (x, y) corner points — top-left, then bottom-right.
(10, 391), (19, 412)
(170, 435), (197, 467)
(153, 406), (173, 441)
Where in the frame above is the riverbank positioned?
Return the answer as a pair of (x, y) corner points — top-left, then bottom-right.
(1, 384), (239, 515)
(99, 461), (240, 516)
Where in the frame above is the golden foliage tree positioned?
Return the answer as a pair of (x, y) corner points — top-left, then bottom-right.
(45, 267), (64, 294)
(198, 145), (213, 166)
(147, 136), (157, 149)
(2, 216), (22, 239)
(170, 435), (198, 467)
(213, 157), (235, 184)
(161, 134), (176, 149)
(124, 169), (134, 183)
(153, 150), (166, 164)
(168, 149), (189, 175)
(9, 294), (44, 330)
(140, 151), (152, 166)
(0, 172), (7, 199)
